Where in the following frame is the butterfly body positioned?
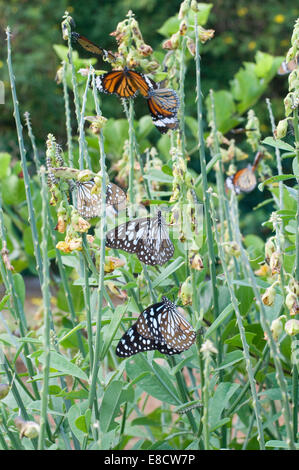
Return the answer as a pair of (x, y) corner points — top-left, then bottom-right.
(75, 180), (126, 219)
(106, 210), (174, 266)
(116, 296), (196, 357)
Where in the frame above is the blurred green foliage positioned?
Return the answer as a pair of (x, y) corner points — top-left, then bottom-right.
(0, 0), (296, 154)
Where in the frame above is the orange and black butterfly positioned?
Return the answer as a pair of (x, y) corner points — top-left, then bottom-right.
(226, 151), (264, 194)
(146, 88), (180, 134)
(278, 56), (298, 75)
(71, 32), (116, 62)
(95, 67), (156, 99)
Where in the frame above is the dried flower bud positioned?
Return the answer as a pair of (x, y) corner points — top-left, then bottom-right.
(179, 0), (191, 19)
(286, 292), (299, 316)
(85, 115), (107, 133)
(269, 252), (281, 275)
(56, 241), (71, 253)
(198, 27), (215, 44)
(162, 38), (175, 50)
(189, 253), (204, 270)
(186, 38), (196, 56)
(285, 319), (299, 336)
(265, 238), (276, 264)
(68, 237), (83, 251)
(71, 214), (91, 232)
(138, 43), (153, 56)
(288, 278), (299, 296)
(104, 256), (125, 273)
(254, 264), (270, 277)
(262, 285), (276, 306)
(179, 20), (188, 36)
(179, 276), (193, 305)
(105, 280), (127, 300)
(270, 316), (285, 341)
(275, 119), (288, 139)
(190, 0), (199, 12)
(284, 93), (294, 117)
(0, 384), (10, 400)
(56, 215), (67, 234)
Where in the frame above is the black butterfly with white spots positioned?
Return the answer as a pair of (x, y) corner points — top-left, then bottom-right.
(116, 297), (196, 357)
(105, 210), (174, 266)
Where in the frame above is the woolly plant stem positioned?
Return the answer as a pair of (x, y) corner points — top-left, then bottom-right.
(62, 60), (74, 167)
(266, 98), (284, 210)
(6, 27), (43, 285)
(194, 19), (219, 323)
(128, 98), (135, 208)
(38, 168), (52, 450)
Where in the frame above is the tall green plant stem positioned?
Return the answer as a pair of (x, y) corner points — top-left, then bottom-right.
(266, 98), (284, 210)
(6, 27), (43, 285)
(291, 105), (299, 442)
(194, 20), (219, 321)
(128, 99), (135, 208)
(86, 71), (108, 422)
(210, 197), (265, 450)
(38, 168), (52, 450)
(62, 60), (74, 167)
(231, 192), (296, 450)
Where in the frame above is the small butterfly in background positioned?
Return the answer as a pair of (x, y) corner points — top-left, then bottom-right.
(226, 151), (264, 194)
(74, 180), (126, 219)
(277, 56), (298, 75)
(105, 210), (174, 266)
(71, 32), (117, 62)
(146, 87), (180, 134)
(115, 296), (196, 357)
(95, 67), (156, 99)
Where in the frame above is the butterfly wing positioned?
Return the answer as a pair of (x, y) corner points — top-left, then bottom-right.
(115, 297), (195, 357)
(96, 69), (153, 98)
(106, 217), (151, 253)
(138, 213), (174, 266)
(76, 181), (126, 219)
(147, 88), (179, 134)
(71, 32), (116, 61)
(233, 167), (257, 193)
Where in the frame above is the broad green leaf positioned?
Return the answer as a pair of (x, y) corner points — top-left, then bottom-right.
(205, 303), (234, 338)
(215, 350), (244, 371)
(12, 273), (26, 307)
(99, 380), (127, 433)
(126, 355), (179, 405)
(262, 137), (294, 152)
(152, 257), (185, 288)
(265, 440), (299, 449)
(258, 174), (295, 191)
(209, 382), (240, 428)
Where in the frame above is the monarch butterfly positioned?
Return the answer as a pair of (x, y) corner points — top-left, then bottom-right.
(105, 210), (174, 266)
(95, 67), (156, 99)
(226, 151), (264, 194)
(71, 32), (116, 62)
(147, 88), (180, 134)
(74, 180), (126, 219)
(278, 57), (298, 75)
(115, 296), (196, 357)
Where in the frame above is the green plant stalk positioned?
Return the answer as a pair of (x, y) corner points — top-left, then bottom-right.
(62, 60), (74, 167)
(0, 202), (40, 401)
(65, 20), (81, 126)
(24, 111), (40, 171)
(210, 197), (265, 450)
(231, 192), (296, 450)
(179, 36), (187, 155)
(78, 67), (91, 170)
(201, 351), (211, 450)
(87, 71), (108, 420)
(6, 27), (44, 285)
(266, 98), (283, 210)
(291, 105), (299, 442)
(38, 168), (52, 450)
(82, 236), (94, 369)
(194, 19), (219, 324)
(128, 99), (135, 208)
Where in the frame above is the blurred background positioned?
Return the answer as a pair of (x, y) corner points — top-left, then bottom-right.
(0, 0), (296, 151)
(0, 0), (297, 246)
